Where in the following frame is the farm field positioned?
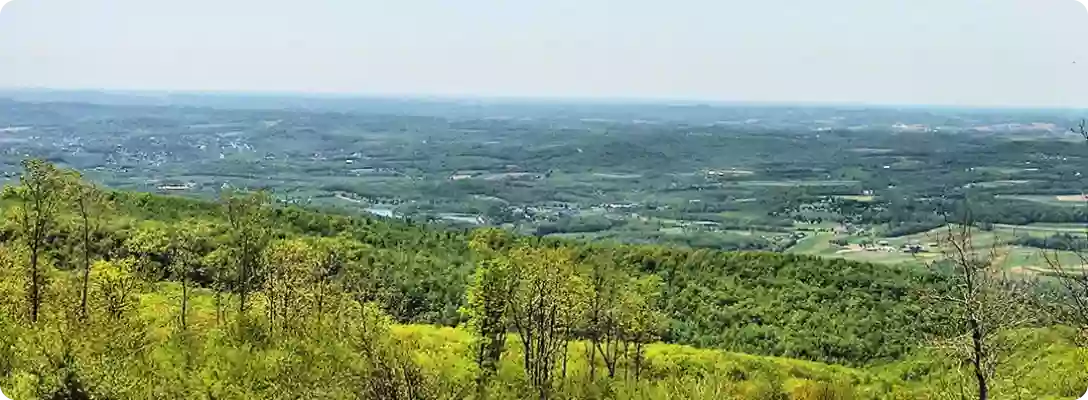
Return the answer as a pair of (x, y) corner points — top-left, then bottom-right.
(785, 233), (835, 254)
(730, 180), (860, 187)
(3, 96), (1088, 261)
(789, 224), (1088, 273)
(1009, 222), (1087, 232)
(996, 194), (1087, 207)
(1001, 247), (1086, 274)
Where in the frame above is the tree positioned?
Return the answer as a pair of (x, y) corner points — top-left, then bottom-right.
(309, 236), (354, 332)
(1045, 120), (1088, 342)
(505, 245), (588, 400)
(926, 219), (1038, 400)
(91, 258), (142, 320)
(10, 159), (65, 323)
(1046, 249), (1088, 342)
(341, 301), (434, 400)
(220, 190), (272, 317)
(126, 220), (207, 331)
(579, 253), (667, 384)
(63, 172), (113, 322)
(171, 224), (206, 333)
(617, 275), (666, 382)
(464, 228), (518, 396)
(263, 238), (320, 338)
(582, 251), (626, 380)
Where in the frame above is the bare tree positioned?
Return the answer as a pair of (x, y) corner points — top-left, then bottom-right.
(926, 214), (1038, 400)
(1043, 248), (1088, 341)
(1043, 120), (1088, 340)
(1072, 119), (1088, 142)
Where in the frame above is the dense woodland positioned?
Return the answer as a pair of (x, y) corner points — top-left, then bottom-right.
(1, 159), (1087, 399)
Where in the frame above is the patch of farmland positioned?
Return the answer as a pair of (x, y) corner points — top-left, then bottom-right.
(733, 180), (859, 187)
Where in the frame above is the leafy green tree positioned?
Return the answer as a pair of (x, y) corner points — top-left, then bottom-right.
(125, 220), (208, 331)
(582, 251), (627, 380)
(91, 258), (142, 320)
(617, 274), (666, 382)
(171, 223), (209, 333)
(341, 300), (435, 400)
(505, 245), (588, 400)
(10, 159), (65, 323)
(309, 236), (357, 333)
(464, 228), (518, 396)
(203, 246), (233, 326)
(221, 190), (272, 317)
(263, 238), (320, 338)
(62, 172), (113, 321)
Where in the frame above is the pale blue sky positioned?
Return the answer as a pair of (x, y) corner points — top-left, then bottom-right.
(0, 0), (1087, 107)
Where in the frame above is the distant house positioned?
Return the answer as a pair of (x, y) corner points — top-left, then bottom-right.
(902, 244), (926, 253)
(157, 182), (195, 192)
(604, 203), (638, 210)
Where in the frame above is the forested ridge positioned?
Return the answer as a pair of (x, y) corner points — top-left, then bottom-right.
(0, 162), (939, 364)
(0, 160), (1085, 399)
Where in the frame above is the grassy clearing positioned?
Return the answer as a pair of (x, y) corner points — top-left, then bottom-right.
(721, 229), (789, 237)
(994, 223), (1086, 236)
(973, 166), (1034, 175)
(787, 233), (837, 255)
(887, 225), (1006, 249)
(1001, 247), (1087, 274)
(589, 172), (643, 179)
(1025, 222), (1088, 230)
(835, 251), (931, 266)
(972, 180), (1032, 188)
(997, 194), (1087, 207)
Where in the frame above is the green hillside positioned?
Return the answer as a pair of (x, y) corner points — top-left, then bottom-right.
(0, 161), (1084, 399)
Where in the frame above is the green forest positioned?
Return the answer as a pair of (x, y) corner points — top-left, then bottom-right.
(0, 159), (1086, 400)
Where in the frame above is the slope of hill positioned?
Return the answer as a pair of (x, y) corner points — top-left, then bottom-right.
(0, 163), (1084, 399)
(2, 281), (1084, 400)
(0, 187), (941, 365)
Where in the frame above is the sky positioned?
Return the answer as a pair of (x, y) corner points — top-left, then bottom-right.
(0, 0), (1087, 107)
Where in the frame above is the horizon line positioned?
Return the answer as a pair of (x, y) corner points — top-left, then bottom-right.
(1, 85), (1086, 112)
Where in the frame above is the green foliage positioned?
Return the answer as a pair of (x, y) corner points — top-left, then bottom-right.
(464, 229), (518, 392)
(0, 160), (1083, 400)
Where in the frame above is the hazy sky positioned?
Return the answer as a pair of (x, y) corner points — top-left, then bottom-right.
(1, 0), (1087, 107)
